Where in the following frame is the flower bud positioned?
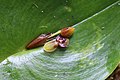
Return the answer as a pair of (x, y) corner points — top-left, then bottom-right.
(26, 34), (50, 49)
(60, 27), (75, 37)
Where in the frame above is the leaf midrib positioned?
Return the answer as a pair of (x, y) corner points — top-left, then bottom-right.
(72, 0), (119, 27)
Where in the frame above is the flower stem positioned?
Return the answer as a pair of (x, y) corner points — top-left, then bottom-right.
(48, 30), (61, 38)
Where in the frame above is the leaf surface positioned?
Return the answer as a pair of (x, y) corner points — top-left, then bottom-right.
(0, 0), (120, 80)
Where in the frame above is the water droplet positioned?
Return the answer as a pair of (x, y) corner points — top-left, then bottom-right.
(64, 6), (72, 12)
(53, 16), (56, 18)
(101, 27), (105, 30)
(89, 62), (93, 65)
(102, 27), (104, 28)
(41, 10), (44, 13)
(66, 0), (68, 3)
(54, 75), (58, 77)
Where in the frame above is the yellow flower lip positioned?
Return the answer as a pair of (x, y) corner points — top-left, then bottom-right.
(43, 40), (58, 52)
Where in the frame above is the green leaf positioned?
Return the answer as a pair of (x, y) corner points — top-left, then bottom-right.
(0, 0), (120, 80)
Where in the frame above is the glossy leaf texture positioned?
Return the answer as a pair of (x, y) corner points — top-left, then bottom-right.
(0, 0), (120, 80)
